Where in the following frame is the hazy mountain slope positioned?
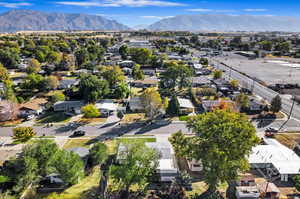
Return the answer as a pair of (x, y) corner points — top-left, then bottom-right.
(0, 10), (130, 32)
(148, 15), (300, 32)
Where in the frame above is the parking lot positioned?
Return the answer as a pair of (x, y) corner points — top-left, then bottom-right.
(214, 53), (300, 85)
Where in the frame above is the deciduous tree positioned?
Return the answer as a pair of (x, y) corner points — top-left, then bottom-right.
(141, 87), (164, 119)
(170, 110), (259, 194)
(270, 95), (282, 113)
(81, 104), (100, 118)
(89, 143), (108, 166)
(110, 141), (159, 199)
(12, 127), (36, 143)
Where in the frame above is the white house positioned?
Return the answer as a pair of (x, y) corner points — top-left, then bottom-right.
(53, 101), (84, 114)
(177, 97), (195, 114)
(146, 142), (179, 182)
(95, 99), (118, 116)
(248, 138), (300, 182)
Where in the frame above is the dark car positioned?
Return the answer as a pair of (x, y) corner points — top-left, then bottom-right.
(70, 130), (86, 137)
(265, 127), (279, 133)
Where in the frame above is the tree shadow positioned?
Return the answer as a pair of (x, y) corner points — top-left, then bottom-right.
(86, 122), (144, 145)
(135, 120), (172, 134)
(256, 118), (276, 128)
(99, 121), (119, 129)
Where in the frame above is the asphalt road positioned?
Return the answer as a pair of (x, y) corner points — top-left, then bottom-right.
(209, 58), (300, 121)
(0, 122), (190, 138)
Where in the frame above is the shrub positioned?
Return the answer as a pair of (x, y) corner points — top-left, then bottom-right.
(51, 92), (65, 103)
(294, 175), (300, 191)
(81, 104), (100, 118)
(12, 127), (36, 142)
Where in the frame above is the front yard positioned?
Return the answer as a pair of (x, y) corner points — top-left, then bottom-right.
(36, 112), (72, 124)
(121, 113), (146, 123)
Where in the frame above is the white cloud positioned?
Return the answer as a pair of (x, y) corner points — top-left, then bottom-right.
(0, 2), (32, 8)
(140, 15), (173, 19)
(243, 9), (268, 12)
(56, 0), (186, 7)
(186, 8), (236, 13)
(186, 8), (212, 12)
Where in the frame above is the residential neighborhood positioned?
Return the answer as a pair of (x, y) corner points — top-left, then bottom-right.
(1, 17), (300, 199)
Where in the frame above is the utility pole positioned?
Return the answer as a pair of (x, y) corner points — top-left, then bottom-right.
(288, 96), (296, 120)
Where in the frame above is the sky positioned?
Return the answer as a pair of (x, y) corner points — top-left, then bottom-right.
(0, 0), (300, 27)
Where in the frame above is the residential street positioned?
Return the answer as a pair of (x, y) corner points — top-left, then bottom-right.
(0, 121), (190, 138)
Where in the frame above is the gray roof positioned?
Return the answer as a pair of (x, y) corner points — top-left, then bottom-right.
(192, 76), (211, 84)
(59, 79), (78, 89)
(68, 147), (89, 158)
(146, 142), (172, 159)
(54, 101), (84, 107)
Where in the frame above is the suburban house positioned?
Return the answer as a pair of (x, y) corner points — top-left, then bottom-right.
(119, 60), (135, 68)
(129, 97), (144, 112)
(142, 69), (156, 76)
(202, 100), (222, 112)
(235, 186), (260, 199)
(58, 79), (79, 90)
(19, 98), (48, 116)
(177, 97), (195, 114)
(248, 138), (300, 182)
(95, 99), (118, 116)
(116, 140), (179, 182)
(237, 175), (256, 187)
(131, 78), (158, 88)
(257, 182), (280, 199)
(212, 78), (232, 95)
(247, 97), (264, 113)
(191, 76), (211, 87)
(195, 68), (211, 76)
(202, 100), (236, 112)
(145, 142), (179, 182)
(53, 101), (84, 114)
(235, 175), (260, 199)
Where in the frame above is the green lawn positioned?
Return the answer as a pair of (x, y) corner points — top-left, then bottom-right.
(116, 136), (156, 144)
(36, 112), (72, 124)
(63, 138), (94, 149)
(179, 115), (191, 121)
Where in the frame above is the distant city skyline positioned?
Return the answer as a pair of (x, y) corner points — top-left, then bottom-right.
(0, 0), (299, 27)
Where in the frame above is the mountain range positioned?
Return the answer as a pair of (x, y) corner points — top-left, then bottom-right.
(0, 10), (129, 32)
(1, 10), (300, 32)
(148, 14), (300, 32)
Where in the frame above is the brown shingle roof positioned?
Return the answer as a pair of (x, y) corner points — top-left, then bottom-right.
(20, 98), (48, 111)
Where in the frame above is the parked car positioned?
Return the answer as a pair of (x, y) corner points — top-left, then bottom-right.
(265, 127), (279, 133)
(70, 130), (86, 137)
(25, 115), (35, 121)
